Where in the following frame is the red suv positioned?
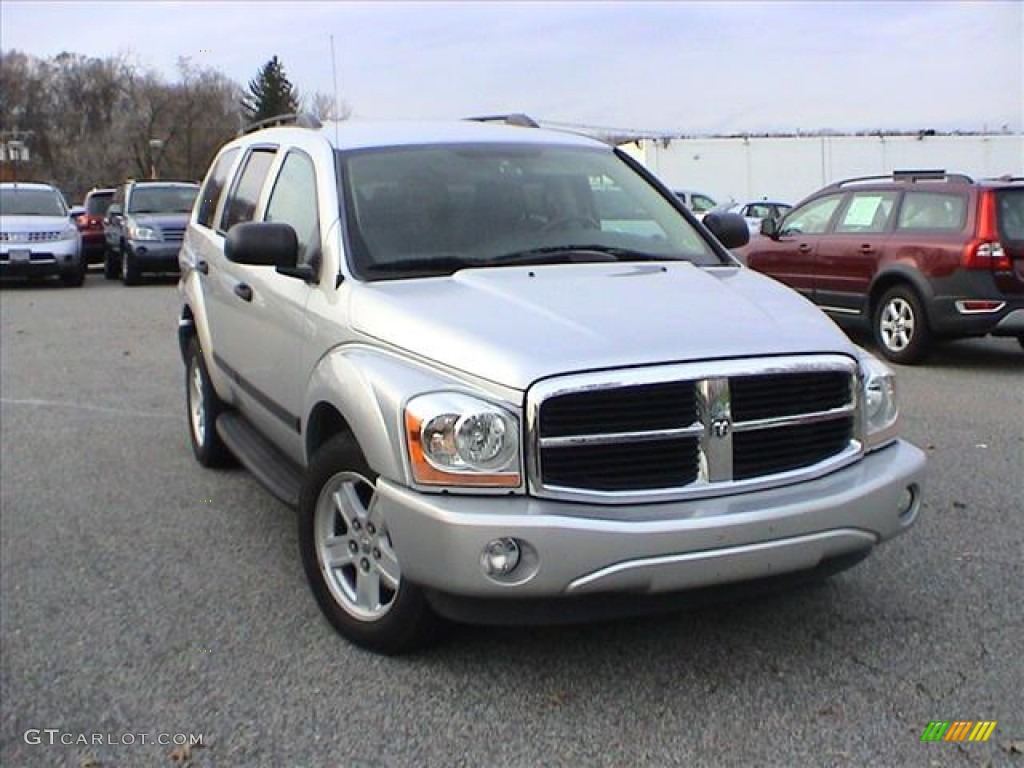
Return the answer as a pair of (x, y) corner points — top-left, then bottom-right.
(741, 171), (1024, 363)
(75, 187), (115, 265)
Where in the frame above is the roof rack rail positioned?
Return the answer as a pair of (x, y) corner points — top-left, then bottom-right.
(463, 113), (539, 128)
(238, 112), (322, 137)
(820, 169), (974, 192)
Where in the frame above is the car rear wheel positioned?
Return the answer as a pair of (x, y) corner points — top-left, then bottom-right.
(874, 285), (931, 364)
(298, 433), (439, 655)
(185, 336), (233, 467)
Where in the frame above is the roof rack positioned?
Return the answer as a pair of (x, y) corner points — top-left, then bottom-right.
(821, 169), (974, 192)
(463, 113), (539, 128)
(238, 112), (322, 137)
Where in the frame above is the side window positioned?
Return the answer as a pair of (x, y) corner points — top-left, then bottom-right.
(196, 148), (239, 229)
(782, 194), (843, 235)
(219, 148), (277, 233)
(896, 192), (967, 231)
(835, 191), (898, 233)
(264, 150), (321, 268)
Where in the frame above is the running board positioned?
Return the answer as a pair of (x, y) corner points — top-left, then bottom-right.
(216, 412), (303, 507)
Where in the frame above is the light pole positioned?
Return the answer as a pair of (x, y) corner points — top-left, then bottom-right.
(149, 138), (164, 179)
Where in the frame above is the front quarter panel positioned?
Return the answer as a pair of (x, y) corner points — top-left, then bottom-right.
(303, 345), (523, 486)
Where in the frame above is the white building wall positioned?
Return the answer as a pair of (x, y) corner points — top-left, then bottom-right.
(634, 134), (1023, 205)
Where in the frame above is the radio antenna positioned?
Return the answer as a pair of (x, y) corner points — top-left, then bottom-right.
(330, 34), (340, 145)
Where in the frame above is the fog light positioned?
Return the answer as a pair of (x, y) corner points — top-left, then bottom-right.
(481, 538), (520, 576)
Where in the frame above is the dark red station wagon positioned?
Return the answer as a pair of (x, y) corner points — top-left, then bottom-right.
(740, 171), (1024, 363)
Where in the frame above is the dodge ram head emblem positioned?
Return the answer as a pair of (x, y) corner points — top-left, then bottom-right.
(711, 417), (732, 439)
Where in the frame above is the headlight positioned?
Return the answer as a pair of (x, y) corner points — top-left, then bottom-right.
(127, 222), (159, 241)
(58, 225), (79, 241)
(860, 353), (900, 450)
(404, 393), (520, 487)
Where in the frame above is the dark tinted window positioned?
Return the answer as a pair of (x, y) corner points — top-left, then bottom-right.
(85, 191), (114, 216)
(220, 148), (277, 233)
(0, 187), (66, 216)
(264, 150), (320, 267)
(196, 148), (239, 228)
(127, 185), (197, 214)
(996, 188), (1024, 241)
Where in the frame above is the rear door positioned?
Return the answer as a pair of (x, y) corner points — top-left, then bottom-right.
(815, 189), (898, 317)
(746, 192), (844, 301)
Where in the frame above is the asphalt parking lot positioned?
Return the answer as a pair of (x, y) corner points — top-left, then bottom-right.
(2, 274), (1022, 768)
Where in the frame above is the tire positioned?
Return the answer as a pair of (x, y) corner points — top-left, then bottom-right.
(1018, 336), (1024, 352)
(121, 246), (140, 286)
(103, 247), (120, 280)
(185, 336), (234, 467)
(62, 262), (86, 287)
(873, 285), (931, 364)
(298, 433), (439, 655)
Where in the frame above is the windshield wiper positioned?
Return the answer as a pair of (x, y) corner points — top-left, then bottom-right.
(493, 245), (680, 266)
(364, 255), (474, 276)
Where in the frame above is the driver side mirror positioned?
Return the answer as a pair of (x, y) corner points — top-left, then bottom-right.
(759, 216), (780, 239)
(106, 204), (123, 220)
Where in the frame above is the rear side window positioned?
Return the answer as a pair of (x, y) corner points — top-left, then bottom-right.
(196, 148), (239, 228)
(220, 148), (277, 233)
(996, 189), (1024, 241)
(897, 192), (967, 231)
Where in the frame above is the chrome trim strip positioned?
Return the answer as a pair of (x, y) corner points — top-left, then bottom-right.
(539, 424), (703, 448)
(954, 300), (1006, 315)
(732, 403), (856, 432)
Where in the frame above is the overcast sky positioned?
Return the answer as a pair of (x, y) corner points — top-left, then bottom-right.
(3, 1), (1022, 135)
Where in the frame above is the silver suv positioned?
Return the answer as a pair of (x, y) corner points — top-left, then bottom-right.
(0, 182), (85, 286)
(179, 115), (926, 654)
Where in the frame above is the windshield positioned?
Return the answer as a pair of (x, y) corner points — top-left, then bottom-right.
(340, 143), (719, 280)
(0, 188), (67, 217)
(127, 185), (198, 214)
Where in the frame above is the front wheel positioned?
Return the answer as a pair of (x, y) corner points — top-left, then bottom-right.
(185, 336), (233, 467)
(873, 285), (931, 364)
(298, 433), (439, 655)
(61, 262), (86, 287)
(121, 247), (140, 286)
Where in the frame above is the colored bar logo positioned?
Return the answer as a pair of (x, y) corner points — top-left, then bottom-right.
(921, 721), (997, 742)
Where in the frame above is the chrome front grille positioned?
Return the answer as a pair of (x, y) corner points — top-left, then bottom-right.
(527, 355), (862, 504)
(0, 231), (65, 242)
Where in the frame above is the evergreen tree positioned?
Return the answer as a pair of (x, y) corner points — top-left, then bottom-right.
(241, 56), (299, 124)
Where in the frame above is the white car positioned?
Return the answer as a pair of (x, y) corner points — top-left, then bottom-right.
(713, 199), (793, 235)
(672, 189), (718, 215)
(0, 182), (85, 286)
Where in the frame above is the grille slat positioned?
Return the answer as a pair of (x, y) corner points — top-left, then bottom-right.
(540, 381), (696, 437)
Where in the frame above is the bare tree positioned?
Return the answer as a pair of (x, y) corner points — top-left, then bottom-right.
(305, 91), (353, 122)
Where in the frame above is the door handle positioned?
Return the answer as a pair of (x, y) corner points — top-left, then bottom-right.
(233, 283), (253, 302)
(859, 244), (874, 253)
(196, 259), (209, 275)
(798, 243), (812, 253)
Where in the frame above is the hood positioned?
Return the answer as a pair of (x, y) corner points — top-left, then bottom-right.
(0, 214), (74, 232)
(351, 262), (857, 390)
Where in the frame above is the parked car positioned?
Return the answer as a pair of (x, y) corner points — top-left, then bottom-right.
(75, 187), (115, 265)
(740, 170), (1024, 363)
(0, 182), (85, 286)
(713, 199), (792, 235)
(104, 180), (199, 285)
(672, 189), (718, 215)
(179, 114), (925, 655)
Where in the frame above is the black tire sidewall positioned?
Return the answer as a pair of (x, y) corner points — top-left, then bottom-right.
(298, 433), (437, 655)
(873, 286), (930, 364)
(185, 337), (232, 467)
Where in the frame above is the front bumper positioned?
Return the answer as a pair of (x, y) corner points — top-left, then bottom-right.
(127, 241), (182, 273)
(1, 244), (81, 278)
(379, 440), (925, 600)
